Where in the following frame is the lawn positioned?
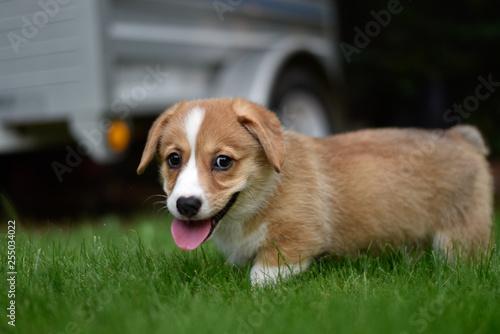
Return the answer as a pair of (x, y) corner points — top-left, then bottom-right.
(1, 210), (499, 334)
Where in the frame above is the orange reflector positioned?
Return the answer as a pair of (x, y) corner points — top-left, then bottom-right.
(107, 119), (131, 153)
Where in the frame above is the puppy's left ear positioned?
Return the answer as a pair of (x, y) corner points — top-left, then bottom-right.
(137, 101), (185, 175)
(232, 98), (285, 172)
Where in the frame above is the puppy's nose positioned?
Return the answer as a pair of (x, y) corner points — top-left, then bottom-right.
(176, 196), (202, 218)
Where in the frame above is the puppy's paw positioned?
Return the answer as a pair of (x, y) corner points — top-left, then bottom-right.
(249, 262), (308, 286)
(250, 265), (281, 286)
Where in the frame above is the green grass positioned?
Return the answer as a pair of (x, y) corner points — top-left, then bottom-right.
(1, 211), (500, 334)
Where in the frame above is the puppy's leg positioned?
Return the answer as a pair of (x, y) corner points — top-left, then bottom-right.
(433, 163), (493, 261)
(432, 231), (455, 261)
(250, 264), (304, 286)
(250, 249), (311, 286)
(432, 218), (492, 261)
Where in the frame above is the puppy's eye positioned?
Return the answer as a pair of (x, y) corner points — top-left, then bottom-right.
(213, 155), (233, 170)
(167, 152), (182, 169)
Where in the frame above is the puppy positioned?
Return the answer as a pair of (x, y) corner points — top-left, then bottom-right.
(137, 98), (493, 285)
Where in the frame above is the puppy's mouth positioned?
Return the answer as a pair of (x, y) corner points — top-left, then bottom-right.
(170, 192), (239, 251)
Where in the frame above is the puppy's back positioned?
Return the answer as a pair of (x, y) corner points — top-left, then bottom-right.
(307, 126), (493, 256)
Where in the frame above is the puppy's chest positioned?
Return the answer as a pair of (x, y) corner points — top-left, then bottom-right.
(213, 220), (268, 266)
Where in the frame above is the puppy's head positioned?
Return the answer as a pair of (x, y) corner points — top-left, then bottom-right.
(137, 98), (285, 251)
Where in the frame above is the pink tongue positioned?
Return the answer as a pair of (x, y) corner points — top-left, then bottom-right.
(171, 218), (212, 251)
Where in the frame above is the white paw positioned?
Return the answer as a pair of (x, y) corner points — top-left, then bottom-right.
(249, 262), (308, 286)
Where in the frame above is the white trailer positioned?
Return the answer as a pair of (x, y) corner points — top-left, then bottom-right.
(0, 0), (344, 164)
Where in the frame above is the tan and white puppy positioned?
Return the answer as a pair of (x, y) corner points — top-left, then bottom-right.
(137, 98), (493, 285)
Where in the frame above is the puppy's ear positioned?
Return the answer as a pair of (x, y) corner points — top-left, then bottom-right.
(137, 101), (185, 175)
(232, 98), (285, 172)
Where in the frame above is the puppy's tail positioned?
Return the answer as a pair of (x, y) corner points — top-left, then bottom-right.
(448, 125), (489, 156)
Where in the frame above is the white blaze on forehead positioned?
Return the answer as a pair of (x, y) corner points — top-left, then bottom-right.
(167, 107), (210, 218)
(185, 107), (205, 149)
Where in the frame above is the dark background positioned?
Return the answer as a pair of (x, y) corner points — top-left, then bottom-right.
(338, 0), (500, 154)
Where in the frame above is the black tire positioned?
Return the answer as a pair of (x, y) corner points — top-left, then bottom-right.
(270, 67), (341, 136)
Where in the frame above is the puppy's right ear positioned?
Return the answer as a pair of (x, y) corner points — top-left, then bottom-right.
(137, 101), (185, 175)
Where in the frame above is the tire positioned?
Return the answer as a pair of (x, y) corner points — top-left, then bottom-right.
(270, 67), (341, 137)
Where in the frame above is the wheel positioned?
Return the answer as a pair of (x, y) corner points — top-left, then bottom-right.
(270, 67), (341, 137)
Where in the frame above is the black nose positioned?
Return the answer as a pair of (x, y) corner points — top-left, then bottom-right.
(176, 196), (202, 218)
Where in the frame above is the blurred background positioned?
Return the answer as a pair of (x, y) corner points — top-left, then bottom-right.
(0, 0), (499, 223)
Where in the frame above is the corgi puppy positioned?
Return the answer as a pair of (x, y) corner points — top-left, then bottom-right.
(137, 98), (493, 285)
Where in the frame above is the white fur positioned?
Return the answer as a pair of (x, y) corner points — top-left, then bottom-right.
(167, 107), (211, 218)
(213, 220), (269, 266)
(212, 173), (280, 266)
(432, 232), (451, 261)
(250, 263), (308, 286)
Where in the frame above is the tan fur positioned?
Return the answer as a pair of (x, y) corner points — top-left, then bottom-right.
(233, 98), (286, 172)
(138, 98), (494, 284)
(137, 101), (186, 175)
